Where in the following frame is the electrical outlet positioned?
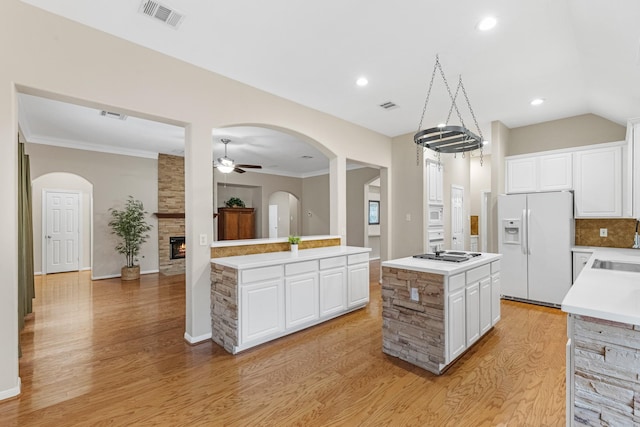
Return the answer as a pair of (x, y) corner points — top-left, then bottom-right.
(405, 213), (411, 221)
(199, 234), (208, 246)
(600, 228), (608, 237)
(410, 287), (419, 302)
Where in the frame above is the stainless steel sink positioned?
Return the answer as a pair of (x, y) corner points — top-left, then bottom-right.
(592, 259), (640, 273)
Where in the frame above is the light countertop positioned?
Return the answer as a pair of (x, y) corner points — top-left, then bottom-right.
(211, 245), (370, 269)
(562, 247), (640, 325)
(212, 235), (341, 248)
(381, 252), (501, 276)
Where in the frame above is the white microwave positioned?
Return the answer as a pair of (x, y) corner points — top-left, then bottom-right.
(428, 205), (444, 227)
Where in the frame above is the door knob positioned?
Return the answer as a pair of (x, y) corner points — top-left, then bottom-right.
(46, 235), (51, 239)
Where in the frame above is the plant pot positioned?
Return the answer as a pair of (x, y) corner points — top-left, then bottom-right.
(121, 265), (140, 281)
(290, 244), (298, 255)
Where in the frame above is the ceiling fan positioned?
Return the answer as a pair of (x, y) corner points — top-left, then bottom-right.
(214, 138), (262, 174)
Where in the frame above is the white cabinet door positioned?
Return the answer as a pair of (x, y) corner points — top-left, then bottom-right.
(319, 267), (347, 317)
(572, 251), (592, 283)
(574, 146), (622, 217)
(427, 161), (443, 204)
(491, 273), (501, 326)
(240, 279), (285, 344)
(465, 282), (480, 346)
(285, 273), (319, 329)
(479, 277), (492, 335)
(506, 157), (537, 193)
(448, 289), (466, 361)
(347, 263), (369, 308)
(538, 152), (572, 191)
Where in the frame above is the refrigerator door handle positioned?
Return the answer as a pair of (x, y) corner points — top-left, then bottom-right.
(527, 209), (532, 255)
(521, 209), (527, 255)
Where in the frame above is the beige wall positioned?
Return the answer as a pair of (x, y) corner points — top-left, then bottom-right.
(26, 144), (159, 279)
(507, 113), (626, 156)
(470, 155), (491, 216)
(302, 174), (331, 235)
(1, 0), (393, 395)
(31, 172), (92, 273)
(346, 167), (381, 247)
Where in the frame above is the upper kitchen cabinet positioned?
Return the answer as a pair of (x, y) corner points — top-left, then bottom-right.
(574, 145), (622, 217)
(505, 153), (572, 194)
(629, 118), (640, 217)
(426, 161), (444, 205)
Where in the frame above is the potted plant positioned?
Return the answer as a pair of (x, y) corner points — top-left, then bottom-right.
(225, 197), (245, 208)
(288, 235), (301, 255)
(108, 196), (152, 281)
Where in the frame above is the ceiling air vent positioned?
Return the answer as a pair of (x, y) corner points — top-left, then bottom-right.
(100, 110), (128, 121)
(379, 101), (398, 110)
(138, 1), (185, 29)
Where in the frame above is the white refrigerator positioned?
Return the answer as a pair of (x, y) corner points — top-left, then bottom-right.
(497, 191), (574, 306)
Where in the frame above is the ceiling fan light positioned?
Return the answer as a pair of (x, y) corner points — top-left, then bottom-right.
(219, 157), (234, 167)
(217, 164), (234, 174)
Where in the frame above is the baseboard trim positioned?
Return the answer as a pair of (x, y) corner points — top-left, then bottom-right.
(80, 267), (91, 272)
(184, 332), (212, 345)
(34, 271), (42, 276)
(92, 269), (160, 281)
(0, 378), (21, 402)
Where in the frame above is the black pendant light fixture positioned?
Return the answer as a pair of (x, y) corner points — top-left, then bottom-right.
(414, 55), (484, 165)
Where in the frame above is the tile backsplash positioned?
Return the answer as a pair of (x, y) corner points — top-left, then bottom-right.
(575, 218), (638, 248)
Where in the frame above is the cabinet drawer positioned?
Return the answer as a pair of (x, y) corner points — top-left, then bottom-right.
(467, 264), (491, 284)
(320, 256), (346, 270)
(285, 260), (318, 276)
(241, 265), (282, 284)
(449, 273), (465, 292)
(491, 260), (501, 274)
(348, 252), (369, 265)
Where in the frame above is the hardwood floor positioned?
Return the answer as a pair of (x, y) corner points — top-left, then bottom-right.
(1, 266), (567, 426)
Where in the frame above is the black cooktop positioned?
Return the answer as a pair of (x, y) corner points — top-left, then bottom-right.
(413, 251), (482, 263)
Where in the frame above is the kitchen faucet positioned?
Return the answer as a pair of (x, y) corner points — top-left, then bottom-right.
(634, 219), (640, 249)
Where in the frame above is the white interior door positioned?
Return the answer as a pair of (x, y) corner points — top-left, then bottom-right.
(45, 190), (80, 274)
(451, 185), (464, 250)
(268, 204), (278, 238)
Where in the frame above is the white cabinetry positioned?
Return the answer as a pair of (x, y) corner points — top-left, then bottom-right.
(629, 119), (640, 217)
(347, 253), (370, 308)
(319, 256), (347, 317)
(479, 277), (492, 335)
(285, 261), (319, 329)
(491, 261), (501, 326)
(572, 250), (593, 283)
(506, 153), (572, 194)
(448, 273), (466, 361)
(465, 282), (480, 346)
(574, 146), (622, 217)
(240, 267), (285, 344)
(427, 161), (444, 204)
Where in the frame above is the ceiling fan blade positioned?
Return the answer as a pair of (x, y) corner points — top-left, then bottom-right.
(235, 164), (262, 169)
(233, 167), (246, 173)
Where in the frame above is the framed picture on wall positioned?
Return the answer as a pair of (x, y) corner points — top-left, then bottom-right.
(368, 200), (380, 225)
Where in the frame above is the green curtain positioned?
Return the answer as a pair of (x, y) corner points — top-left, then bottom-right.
(18, 142), (35, 355)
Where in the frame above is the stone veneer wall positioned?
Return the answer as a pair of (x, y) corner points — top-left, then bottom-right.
(571, 314), (640, 425)
(210, 237), (341, 258)
(575, 219), (637, 248)
(158, 154), (185, 275)
(210, 263), (238, 353)
(381, 266), (446, 374)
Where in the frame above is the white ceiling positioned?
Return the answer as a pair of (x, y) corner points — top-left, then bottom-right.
(18, 0), (640, 173)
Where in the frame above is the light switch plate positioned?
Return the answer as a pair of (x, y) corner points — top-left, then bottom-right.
(600, 228), (608, 237)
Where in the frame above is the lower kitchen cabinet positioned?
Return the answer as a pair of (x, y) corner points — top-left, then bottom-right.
(465, 282), (480, 346)
(479, 277), (492, 335)
(448, 288), (466, 361)
(491, 261), (501, 325)
(319, 267), (347, 317)
(240, 279), (285, 344)
(285, 272), (319, 328)
(347, 263), (369, 307)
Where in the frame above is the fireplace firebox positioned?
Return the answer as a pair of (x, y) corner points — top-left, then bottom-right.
(170, 236), (186, 260)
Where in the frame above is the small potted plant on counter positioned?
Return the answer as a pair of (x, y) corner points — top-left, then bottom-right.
(288, 235), (301, 255)
(108, 196), (152, 281)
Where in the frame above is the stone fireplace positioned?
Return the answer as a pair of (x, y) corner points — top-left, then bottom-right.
(157, 154), (185, 275)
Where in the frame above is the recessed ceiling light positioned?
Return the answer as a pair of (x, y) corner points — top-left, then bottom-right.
(437, 123), (447, 128)
(530, 98), (545, 106)
(356, 77), (368, 87)
(478, 16), (497, 31)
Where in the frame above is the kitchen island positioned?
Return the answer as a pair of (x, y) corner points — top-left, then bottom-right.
(381, 251), (502, 375)
(211, 245), (371, 354)
(562, 247), (640, 426)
